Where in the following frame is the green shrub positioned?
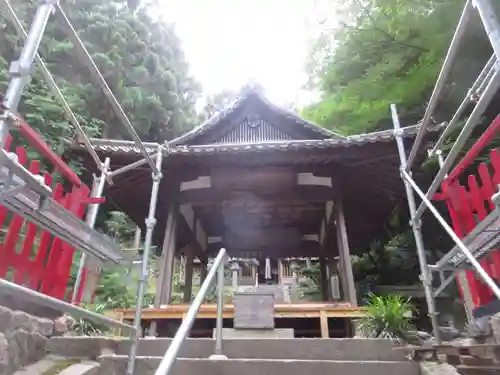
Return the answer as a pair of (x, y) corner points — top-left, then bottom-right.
(358, 293), (416, 343)
(71, 303), (110, 336)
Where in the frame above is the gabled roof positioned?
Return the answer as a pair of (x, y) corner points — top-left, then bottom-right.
(168, 84), (344, 147)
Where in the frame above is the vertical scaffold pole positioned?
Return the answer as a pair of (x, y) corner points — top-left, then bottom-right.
(0, 0), (56, 147)
(214, 257), (226, 357)
(391, 104), (441, 343)
(1, 0), (55, 147)
(127, 147), (163, 375)
(473, 0), (500, 60)
(3, 0), (55, 111)
(71, 157), (110, 304)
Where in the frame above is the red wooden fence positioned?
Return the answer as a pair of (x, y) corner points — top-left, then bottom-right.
(0, 133), (93, 303)
(435, 115), (500, 308)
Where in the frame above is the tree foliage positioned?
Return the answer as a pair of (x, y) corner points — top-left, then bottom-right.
(0, 0), (200, 155)
(1, 1), (199, 309)
(303, 0), (465, 135)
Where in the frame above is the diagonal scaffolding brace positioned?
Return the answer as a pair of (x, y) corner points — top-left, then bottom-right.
(53, 3), (158, 174)
(1, 0), (102, 169)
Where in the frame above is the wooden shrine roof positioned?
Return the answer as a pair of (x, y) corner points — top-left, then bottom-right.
(67, 87), (442, 257)
(168, 85), (344, 145)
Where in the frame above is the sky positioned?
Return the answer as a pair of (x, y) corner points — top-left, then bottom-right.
(160, 0), (320, 107)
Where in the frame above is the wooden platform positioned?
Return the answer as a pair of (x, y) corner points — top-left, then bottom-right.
(114, 302), (366, 338)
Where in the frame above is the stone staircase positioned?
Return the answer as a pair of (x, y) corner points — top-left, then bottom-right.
(46, 337), (421, 375)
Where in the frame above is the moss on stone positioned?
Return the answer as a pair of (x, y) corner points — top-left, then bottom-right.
(41, 359), (81, 375)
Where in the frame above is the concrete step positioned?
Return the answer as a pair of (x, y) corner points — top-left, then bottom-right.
(238, 284), (286, 302)
(98, 356), (420, 375)
(48, 337), (407, 362)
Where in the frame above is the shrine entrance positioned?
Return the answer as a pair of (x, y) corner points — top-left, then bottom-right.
(257, 258), (279, 285)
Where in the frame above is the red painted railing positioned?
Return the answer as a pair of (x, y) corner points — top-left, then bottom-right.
(435, 115), (500, 308)
(0, 116), (99, 303)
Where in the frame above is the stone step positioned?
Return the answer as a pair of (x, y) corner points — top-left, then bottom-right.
(48, 337), (407, 362)
(98, 356), (420, 375)
(238, 285), (286, 302)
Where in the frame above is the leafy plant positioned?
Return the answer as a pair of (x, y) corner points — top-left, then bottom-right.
(303, 0), (467, 134)
(358, 293), (416, 343)
(71, 303), (110, 336)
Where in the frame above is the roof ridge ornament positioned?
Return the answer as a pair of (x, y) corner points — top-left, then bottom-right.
(244, 112), (262, 128)
(241, 81), (265, 96)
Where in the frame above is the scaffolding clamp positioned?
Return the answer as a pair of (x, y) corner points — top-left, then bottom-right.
(8, 60), (34, 79)
(410, 217), (422, 230)
(145, 217), (157, 230)
(152, 170), (163, 183)
(491, 185), (500, 206)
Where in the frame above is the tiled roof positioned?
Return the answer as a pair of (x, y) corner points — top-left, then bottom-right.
(168, 85), (344, 146)
(82, 122), (441, 156)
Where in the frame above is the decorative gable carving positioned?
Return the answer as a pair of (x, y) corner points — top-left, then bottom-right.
(214, 115), (293, 144)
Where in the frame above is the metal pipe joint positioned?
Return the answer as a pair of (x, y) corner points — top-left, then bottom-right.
(145, 217), (157, 230)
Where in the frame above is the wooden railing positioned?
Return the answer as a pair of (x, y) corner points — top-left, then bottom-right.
(0, 130), (102, 303)
(435, 115), (500, 307)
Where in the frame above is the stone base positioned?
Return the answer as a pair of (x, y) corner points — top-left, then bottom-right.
(233, 292), (275, 329)
(213, 328), (294, 339)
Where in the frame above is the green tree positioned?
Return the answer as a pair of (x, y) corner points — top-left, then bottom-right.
(199, 89), (238, 122)
(0, 0), (200, 155)
(303, 0), (466, 135)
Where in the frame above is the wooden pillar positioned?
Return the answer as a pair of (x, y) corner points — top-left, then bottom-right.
(335, 193), (357, 306)
(133, 226), (141, 250)
(200, 256), (208, 283)
(230, 260), (240, 293)
(320, 310), (329, 338)
(149, 197), (178, 337)
(183, 251), (194, 303)
(154, 194), (179, 307)
(327, 257), (336, 301)
(319, 257), (328, 302)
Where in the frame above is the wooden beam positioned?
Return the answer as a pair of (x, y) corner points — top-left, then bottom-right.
(179, 204), (207, 256)
(320, 258), (328, 301)
(320, 310), (329, 338)
(180, 186), (335, 205)
(117, 303), (367, 321)
(335, 190), (358, 306)
(206, 239), (322, 258)
(154, 187), (180, 308)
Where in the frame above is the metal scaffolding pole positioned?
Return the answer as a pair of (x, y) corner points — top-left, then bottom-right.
(391, 104), (441, 343)
(473, 0), (500, 60)
(2, 0), (54, 112)
(71, 157), (110, 304)
(406, 1), (473, 169)
(107, 148), (164, 179)
(414, 69), (500, 221)
(126, 147), (163, 375)
(54, 4), (158, 174)
(401, 169), (500, 301)
(0, 0), (55, 148)
(1, 0), (102, 169)
(214, 260), (225, 357)
(429, 54), (496, 156)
